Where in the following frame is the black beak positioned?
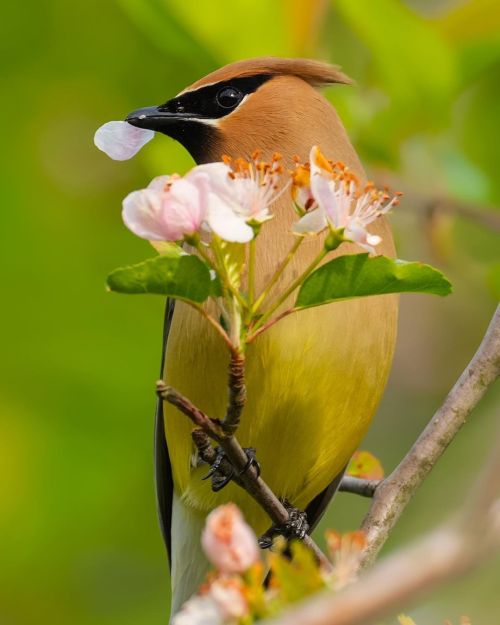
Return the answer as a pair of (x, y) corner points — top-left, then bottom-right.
(125, 105), (185, 133)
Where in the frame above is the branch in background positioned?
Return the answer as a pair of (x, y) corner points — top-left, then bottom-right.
(360, 304), (500, 567)
(262, 431), (500, 625)
(156, 381), (332, 570)
(375, 172), (500, 232)
(339, 476), (380, 498)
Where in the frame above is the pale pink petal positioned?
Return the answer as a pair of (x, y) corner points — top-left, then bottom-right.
(293, 207), (328, 234)
(209, 578), (248, 620)
(167, 177), (208, 234)
(207, 199), (254, 243)
(147, 175), (176, 192)
(94, 121), (154, 160)
(188, 162), (231, 187)
(122, 188), (166, 240)
(202, 504), (260, 573)
(171, 595), (223, 625)
(294, 185), (317, 213)
(345, 221), (382, 255)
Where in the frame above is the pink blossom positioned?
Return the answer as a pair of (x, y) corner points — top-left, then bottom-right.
(196, 153), (286, 243)
(201, 504), (260, 574)
(293, 146), (401, 254)
(325, 530), (366, 591)
(209, 576), (249, 620)
(94, 121), (154, 160)
(122, 171), (210, 242)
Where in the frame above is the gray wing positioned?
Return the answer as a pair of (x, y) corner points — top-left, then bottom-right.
(305, 465), (347, 533)
(154, 299), (176, 567)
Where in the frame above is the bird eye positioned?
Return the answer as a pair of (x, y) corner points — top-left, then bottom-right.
(216, 86), (243, 109)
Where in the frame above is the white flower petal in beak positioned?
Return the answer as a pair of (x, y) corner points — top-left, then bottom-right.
(94, 121), (154, 160)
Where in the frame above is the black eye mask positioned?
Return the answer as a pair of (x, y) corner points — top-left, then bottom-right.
(159, 74), (273, 120)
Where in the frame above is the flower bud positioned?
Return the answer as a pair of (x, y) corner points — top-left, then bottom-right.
(202, 504), (260, 573)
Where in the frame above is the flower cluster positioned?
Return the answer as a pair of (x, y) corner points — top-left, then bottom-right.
(172, 503), (470, 625)
(123, 153), (284, 244)
(94, 120), (400, 254)
(172, 505), (261, 625)
(172, 503), (370, 625)
(292, 146), (402, 253)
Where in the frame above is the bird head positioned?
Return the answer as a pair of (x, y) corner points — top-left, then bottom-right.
(125, 57), (352, 165)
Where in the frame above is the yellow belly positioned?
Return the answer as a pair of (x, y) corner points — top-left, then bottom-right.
(163, 253), (398, 533)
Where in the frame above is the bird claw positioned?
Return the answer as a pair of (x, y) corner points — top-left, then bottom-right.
(258, 502), (309, 549)
(202, 446), (260, 492)
(239, 447), (261, 478)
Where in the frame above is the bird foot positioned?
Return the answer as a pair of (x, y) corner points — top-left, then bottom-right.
(258, 501), (310, 549)
(202, 446), (261, 492)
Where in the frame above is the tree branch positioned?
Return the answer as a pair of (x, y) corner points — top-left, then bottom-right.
(156, 381), (332, 570)
(262, 431), (500, 625)
(360, 304), (500, 567)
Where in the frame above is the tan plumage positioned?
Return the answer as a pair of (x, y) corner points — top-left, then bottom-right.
(141, 58), (398, 612)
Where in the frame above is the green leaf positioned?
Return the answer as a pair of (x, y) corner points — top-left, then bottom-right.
(107, 254), (212, 303)
(295, 254), (452, 309)
(268, 541), (325, 607)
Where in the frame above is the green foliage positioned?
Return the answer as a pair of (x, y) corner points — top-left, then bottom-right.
(3, 1), (499, 624)
(268, 540), (325, 607)
(116, 0), (218, 75)
(107, 254), (214, 303)
(295, 254), (452, 309)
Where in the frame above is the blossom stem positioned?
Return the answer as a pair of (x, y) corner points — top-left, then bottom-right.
(252, 248), (327, 334)
(189, 303), (234, 349)
(246, 308), (296, 344)
(248, 238), (256, 307)
(208, 238), (247, 310)
(251, 237), (303, 314)
(193, 240), (216, 270)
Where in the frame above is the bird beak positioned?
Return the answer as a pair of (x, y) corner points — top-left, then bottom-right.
(125, 105), (184, 133)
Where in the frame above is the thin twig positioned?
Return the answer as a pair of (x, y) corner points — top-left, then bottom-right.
(339, 476), (380, 498)
(262, 434), (500, 625)
(247, 309), (296, 344)
(360, 304), (500, 567)
(252, 237), (303, 314)
(195, 305), (234, 349)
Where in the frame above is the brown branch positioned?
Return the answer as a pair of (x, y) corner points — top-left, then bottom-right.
(360, 304), (500, 567)
(156, 381), (332, 570)
(339, 476), (380, 498)
(262, 433), (500, 625)
(222, 349), (247, 436)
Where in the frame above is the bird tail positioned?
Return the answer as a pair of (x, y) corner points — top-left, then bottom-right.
(170, 492), (211, 618)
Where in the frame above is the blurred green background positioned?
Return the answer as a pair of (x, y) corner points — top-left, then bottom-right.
(1, 1), (499, 623)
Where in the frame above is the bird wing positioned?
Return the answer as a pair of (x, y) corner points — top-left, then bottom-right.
(305, 466), (347, 533)
(154, 298), (176, 567)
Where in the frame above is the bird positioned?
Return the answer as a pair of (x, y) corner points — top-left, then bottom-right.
(126, 57), (398, 614)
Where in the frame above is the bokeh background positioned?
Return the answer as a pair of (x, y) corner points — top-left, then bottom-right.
(1, 1), (499, 623)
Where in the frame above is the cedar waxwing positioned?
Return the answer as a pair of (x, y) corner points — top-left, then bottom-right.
(127, 57), (398, 613)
